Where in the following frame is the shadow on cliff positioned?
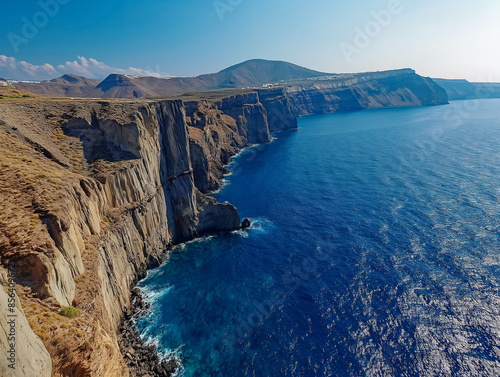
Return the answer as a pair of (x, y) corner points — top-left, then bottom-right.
(62, 112), (140, 163)
(157, 101), (200, 243)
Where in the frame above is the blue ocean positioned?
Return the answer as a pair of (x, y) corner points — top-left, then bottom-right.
(136, 99), (500, 376)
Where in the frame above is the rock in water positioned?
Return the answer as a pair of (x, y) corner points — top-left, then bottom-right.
(241, 218), (251, 229)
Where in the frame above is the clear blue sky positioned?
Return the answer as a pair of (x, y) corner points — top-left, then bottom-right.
(1, 0), (499, 81)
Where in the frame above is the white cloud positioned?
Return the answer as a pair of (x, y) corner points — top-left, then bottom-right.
(0, 55), (57, 79)
(0, 55), (165, 81)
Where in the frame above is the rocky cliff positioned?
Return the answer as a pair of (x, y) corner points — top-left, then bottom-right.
(432, 78), (500, 100)
(282, 69), (448, 116)
(0, 89), (297, 376)
(0, 76), (447, 375)
(181, 89), (298, 193)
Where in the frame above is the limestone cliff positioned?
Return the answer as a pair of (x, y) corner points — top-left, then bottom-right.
(256, 88), (298, 131)
(432, 78), (500, 100)
(283, 69), (448, 116)
(0, 77), (445, 375)
(184, 90), (294, 193)
(0, 268), (52, 377)
(0, 90), (297, 376)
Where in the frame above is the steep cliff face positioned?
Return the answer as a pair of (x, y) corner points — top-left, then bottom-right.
(285, 69), (448, 115)
(432, 78), (500, 100)
(0, 268), (52, 377)
(0, 76), (445, 375)
(184, 90), (298, 193)
(257, 88), (298, 131)
(185, 99), (247, 193)
(0, 91), (297, 376)
(214, 92), (271, 144)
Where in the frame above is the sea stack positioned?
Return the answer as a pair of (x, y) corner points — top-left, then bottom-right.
(241, 218), (251, 229)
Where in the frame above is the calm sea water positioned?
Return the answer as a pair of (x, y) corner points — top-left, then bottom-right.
(136, 99), (500, 377)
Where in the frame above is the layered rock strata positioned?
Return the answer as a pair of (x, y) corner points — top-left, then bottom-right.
(0, 91), (296, 376)
(281, 69), (448, 115)
(0, 75), (447, 376)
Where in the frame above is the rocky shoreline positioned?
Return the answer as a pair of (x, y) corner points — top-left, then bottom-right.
(118, 217), (251, 377)
(118, 288), (180, 377)
(0, 74), (449, 376)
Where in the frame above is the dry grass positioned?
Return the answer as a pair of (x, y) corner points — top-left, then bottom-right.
(50, 127), (86, 174)
(0, 87), (36, 99)
(0, 133), (67, 256)
(20, 296), (97, 363)
(0, 101), (149, 376)
(0, 129), (97, 356)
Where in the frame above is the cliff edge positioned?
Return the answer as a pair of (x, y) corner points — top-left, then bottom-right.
(0, 90), (296, 376)
(0, 74), (447, 376)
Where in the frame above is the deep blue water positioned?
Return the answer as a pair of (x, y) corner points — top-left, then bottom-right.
(136, 99), (500, 377)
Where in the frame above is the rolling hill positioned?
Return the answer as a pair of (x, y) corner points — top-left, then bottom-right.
(13, 59), (334, 98)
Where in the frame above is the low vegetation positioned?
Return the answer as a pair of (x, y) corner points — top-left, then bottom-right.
(58, 306), (81, 318)
(0, 87), (36, 99)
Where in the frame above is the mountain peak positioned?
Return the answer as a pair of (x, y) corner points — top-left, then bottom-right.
(61, 74), (85, 83)
(215, 59), (331, 88)
(219, 59), (323, 73)
(50, 74), (100, 86)
(97, 73), (137, 89)
(12, 59), (411, 98)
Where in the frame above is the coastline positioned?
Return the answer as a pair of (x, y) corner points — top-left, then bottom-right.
(115, 90), (448, 375)
(0, 72), (449, 375)
(207, 135), (281, 196)
(122, 98), (500, 376)
(117, 138), (269, 376)
(118, 288), (180, 377)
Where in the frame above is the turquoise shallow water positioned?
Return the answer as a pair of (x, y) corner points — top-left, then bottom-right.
(136, 99), (500, 376)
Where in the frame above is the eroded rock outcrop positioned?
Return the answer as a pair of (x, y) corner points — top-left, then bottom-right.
(257, 88), (298, 131)
(0, 268), (52, 377)
(432, 78), (500, 100)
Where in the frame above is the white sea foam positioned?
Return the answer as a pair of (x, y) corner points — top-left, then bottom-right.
(208, 178), (230, 195)
(231, 229), (249, 237)
(172, 235), (216, 252)
(249, 217), (274, 232)
(137, 325), (184, 372)
(138, 285), (173, 307)
(231, 218), (274, 238)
